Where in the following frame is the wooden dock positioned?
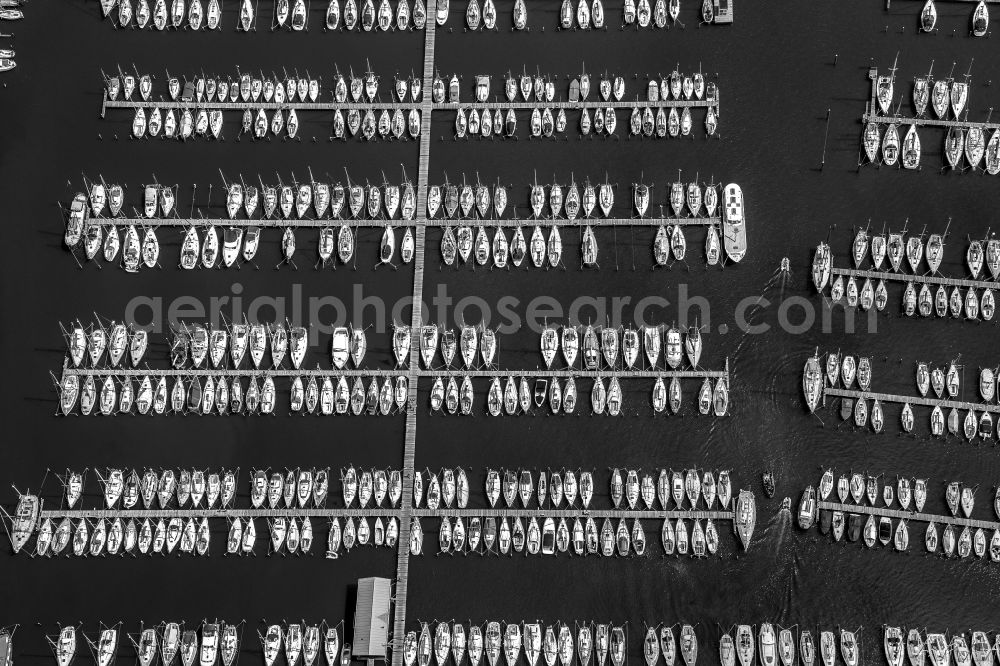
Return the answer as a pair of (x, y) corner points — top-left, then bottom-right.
(864, 66), (1000, 132)
(417, 367), (729, 379)
(391, 5), (437, 664)
(99, 88), (720, 123)
(103, 98), (716, 113)
(816, 500), (1000, 532)
(37, 507), (400, 520)
(434, 98), (718, 111)
(59, 366), (409, 379)
(411, 508), (736, 520)
(824, 387), (1000, 415)
(97, 217), (416, 228)
(101, 95), (718, 119)
(36, 507), (736, 521)
(101, 99), (422, 115)
(58, 358), (729, 381)
(89, 215), (723, 229)
(830, 266), (1000, 292)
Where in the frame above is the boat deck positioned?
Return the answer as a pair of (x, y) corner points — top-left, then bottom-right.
(816, 500), (1000, 531)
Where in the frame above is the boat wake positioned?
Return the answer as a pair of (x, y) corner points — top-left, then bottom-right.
(729, 265), (786, 363)
(767, 498), (793, 557)
(755, 506), (799, 600)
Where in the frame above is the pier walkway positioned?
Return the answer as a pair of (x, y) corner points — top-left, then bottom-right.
(817, 500), (1000, 531)
(36, 506), (736, 521)
(89, 215), (723, 229)
(824, 387), (1000, 415)
(57, 364), (731, 381)
(830, 266), (999, 292)
(102, 97), (717, 115)
(434, 98), (718, 111)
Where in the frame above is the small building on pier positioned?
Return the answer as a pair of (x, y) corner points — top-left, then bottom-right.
(353, 577), (392, 662)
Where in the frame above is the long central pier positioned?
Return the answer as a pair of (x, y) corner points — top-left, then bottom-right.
(391, 4), (437, 664)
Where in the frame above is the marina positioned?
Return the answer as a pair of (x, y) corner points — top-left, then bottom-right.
(14, 0), (1000, 655)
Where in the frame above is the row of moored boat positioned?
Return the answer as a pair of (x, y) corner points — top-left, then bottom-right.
(801, 484), (1000, 561)
(813, 468), (998, 516)
(0, 1), (16, 72)
(452, 103), (716, 139)
(58, 370), (413, 417)
(478, 467), (735, 511)
(427, 374), (728, 416)
(47, 622), (245, 666)
(402, 621), (702, 666)
(537, 323), (706, 371)
(100, 0), (728, 33)
(73, 175), (726, 222)
(40, 465), (737, 512)
(429, 513), (721, 557)
(866, 61), (998, 170)
(447, 68), (716, 105)
(919, 0), (989, 37)
(803, 350), (997, 438)
(812, 235), (999, 321)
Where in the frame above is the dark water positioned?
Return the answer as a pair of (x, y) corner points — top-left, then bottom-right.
(2, 0), (1000, 663)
